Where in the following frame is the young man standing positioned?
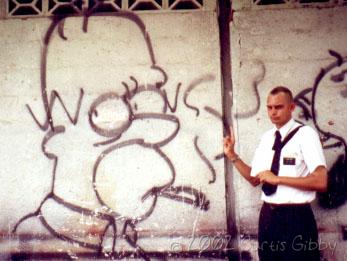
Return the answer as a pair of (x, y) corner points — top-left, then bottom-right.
(224, 86), (327, 260)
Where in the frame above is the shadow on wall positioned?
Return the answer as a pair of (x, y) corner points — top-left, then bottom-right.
(294, 50), (347, 209)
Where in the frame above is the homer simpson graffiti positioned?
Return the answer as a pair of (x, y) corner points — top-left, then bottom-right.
(294, 49), (347, 209)
(10, 11), (223, 259)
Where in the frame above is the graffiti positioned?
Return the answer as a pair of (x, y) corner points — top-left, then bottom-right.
(194, 136), (216, 184)
(183, 74), (216, 116)
(181, 74), (228, 171)
(343, 225), (347, 240)
(10, 10), (224, 259)
(204, 105), (231, 134)
(235, 60), (265, 119)
(294, 49), (347, 209)
(202, 106), (233, 161)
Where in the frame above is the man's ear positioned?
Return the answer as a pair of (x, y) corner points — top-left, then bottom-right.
(290, 102), (296, 112)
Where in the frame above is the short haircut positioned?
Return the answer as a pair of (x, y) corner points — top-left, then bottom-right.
(269, 86), (293, 102)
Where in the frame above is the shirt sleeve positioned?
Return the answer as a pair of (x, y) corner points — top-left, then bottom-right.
(300, 126), (327, 173)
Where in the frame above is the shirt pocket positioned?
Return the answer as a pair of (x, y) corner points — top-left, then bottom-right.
(280, 147), (301, 177)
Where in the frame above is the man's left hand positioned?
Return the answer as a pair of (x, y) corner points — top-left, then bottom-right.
(257, 171), (280, 185)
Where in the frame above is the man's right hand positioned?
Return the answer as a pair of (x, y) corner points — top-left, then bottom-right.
(223, 127), (236, 159)
(223, 127), (259, 186)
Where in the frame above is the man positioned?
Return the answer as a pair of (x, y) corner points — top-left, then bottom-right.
(224, 86), (327, 260)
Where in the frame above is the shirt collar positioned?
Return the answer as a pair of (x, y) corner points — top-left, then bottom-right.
(273, 118), (296, 140)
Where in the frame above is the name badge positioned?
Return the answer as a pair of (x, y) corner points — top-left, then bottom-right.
(283, 157), (296, 165)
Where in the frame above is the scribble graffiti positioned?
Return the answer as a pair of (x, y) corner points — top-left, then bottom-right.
(182, 75), (228, 164)
(235, 60), (265, 119)
(11, 10), (221, 259)
(183, 74), (216, 116)
(204, 105), (230, 134)
(194, 136), (216, 184)
(212, 59), (266, 162)
(202, 107), (229, 161)
(294, 49), (347, 209)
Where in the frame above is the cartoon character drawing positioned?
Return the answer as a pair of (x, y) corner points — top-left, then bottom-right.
(294, 50), (347, 208)
(12, 11), (209, 259)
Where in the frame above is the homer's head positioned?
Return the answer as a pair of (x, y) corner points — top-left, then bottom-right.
(39, 13), (174, 217)
(42, 12), (167, 135)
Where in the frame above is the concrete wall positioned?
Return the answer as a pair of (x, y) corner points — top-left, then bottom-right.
(0, 10), (229, 259)
(231, 5), (347, 260)
(1, 2), (347, 260)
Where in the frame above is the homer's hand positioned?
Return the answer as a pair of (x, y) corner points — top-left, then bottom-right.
(257, 171), (280, 185)
(223, 127), (236, 159)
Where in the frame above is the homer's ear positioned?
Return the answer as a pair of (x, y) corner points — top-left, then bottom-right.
(294, 88), (313, 121)
(121, 113), (179, 147)
(151, 65), (168, 88)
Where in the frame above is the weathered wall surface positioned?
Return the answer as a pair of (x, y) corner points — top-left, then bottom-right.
(0, 10), (229, 259)
(231, 6), (347, 260)
(2, 2), (346, 260)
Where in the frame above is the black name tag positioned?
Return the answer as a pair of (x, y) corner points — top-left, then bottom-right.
(283, 157), (296, 165)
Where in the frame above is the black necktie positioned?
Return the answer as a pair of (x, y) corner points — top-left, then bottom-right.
(262, 130), (282, 196)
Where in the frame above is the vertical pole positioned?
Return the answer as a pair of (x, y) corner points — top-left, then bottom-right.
(218, 0), (239, 259)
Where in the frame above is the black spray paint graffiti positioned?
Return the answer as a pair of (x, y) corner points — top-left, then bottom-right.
(11, 11), (221, 259)
(183, 74), (216, 117)
(235, 60), (266, 119)
(183, 74), (236, 163)
(208, 60), (266, 161)
(194, 136), (216, 184)
(183, 75), (230, 129)
(294, 49), (347, 209)
(182, 73), (224, 181)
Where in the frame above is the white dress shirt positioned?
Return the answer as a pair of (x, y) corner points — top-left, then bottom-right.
(250, 118), (327, 204)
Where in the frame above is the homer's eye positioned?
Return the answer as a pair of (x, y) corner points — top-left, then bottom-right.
(89, 92), (131, 137)
(129, 90), (166, 113)
(330, 70), (347, 83)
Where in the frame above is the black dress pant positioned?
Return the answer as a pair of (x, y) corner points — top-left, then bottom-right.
(258, 202), (320, 261)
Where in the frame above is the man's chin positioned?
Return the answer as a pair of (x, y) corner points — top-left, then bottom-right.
(270, 119), (285, 128)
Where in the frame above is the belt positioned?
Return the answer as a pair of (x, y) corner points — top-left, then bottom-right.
(264, 201), (311, 210)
